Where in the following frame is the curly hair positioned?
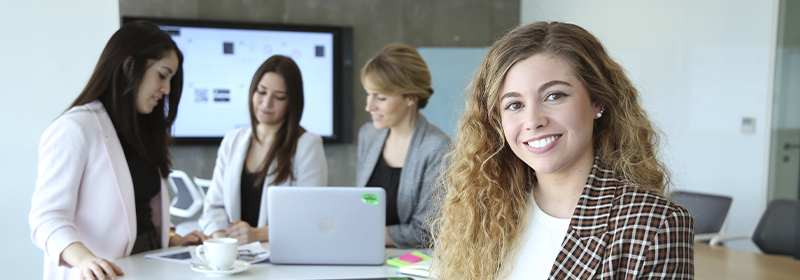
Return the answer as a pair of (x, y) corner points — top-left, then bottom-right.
(429, 21), (670, 279)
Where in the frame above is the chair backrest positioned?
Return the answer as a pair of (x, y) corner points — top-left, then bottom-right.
(167, 170), (203, 218)
(752, 199), (800, 258)
(671, 191), (733, 235)
(193, 177), (212, 199)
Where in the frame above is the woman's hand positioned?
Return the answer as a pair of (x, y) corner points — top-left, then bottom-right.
(61, 242), (123, 280)
(211, 231), (227, 239)
(77, 256), (124, 280)
(168, 230), (208, 246)
(226, 220), (268, 244)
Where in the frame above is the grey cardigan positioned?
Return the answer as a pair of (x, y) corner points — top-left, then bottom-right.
(356, 114), (450, 249)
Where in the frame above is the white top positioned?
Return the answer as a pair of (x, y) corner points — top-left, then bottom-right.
(198, 126), (328, 235)
(506, 191), (571, 280)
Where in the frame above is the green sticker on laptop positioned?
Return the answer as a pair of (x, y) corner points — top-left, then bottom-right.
(362, 193), (379, 205)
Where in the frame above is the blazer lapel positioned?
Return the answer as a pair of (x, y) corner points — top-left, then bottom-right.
(396, 114), (427, 222)
(550, 159), (616, 279)
(149, 178), (171, 248)
(257, 189), (269, 227)
(227, 129), (251, 222)
(357, 128), (388, 188)
(87, 101), (137, 255)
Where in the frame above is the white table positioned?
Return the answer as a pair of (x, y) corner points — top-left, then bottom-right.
(115, 243), (424, 279)
(118, 242), (800, 279)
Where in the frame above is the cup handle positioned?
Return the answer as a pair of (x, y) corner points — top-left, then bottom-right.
(195, 245), (208, 262)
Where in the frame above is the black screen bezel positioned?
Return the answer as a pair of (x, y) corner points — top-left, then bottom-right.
(121, 16), (353, 145)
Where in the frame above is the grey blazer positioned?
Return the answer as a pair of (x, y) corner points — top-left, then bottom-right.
(356, 114), (450, 249)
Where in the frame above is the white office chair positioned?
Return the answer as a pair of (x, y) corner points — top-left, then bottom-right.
(176, 175), (216, 236)
(167, 170), (204, 218)
(193, 176), (212, 201)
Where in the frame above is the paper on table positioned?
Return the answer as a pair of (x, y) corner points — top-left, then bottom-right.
(397, 259), (435, 279)
(144, 242), (270, 264)
(236, 241), (270, 263)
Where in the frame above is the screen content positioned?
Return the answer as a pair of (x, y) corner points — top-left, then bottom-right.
(162, 25), (335, 138)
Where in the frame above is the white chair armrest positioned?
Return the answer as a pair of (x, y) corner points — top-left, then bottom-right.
(709, 234), (750, 246)
(193, 177), (212, 187)
(193, 177), (212, 200)
(694, 233), (718, 242)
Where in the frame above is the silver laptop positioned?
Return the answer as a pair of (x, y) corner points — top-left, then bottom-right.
(267, 186), (386, 265)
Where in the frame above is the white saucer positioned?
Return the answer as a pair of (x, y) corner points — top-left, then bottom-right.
(191, 260), (250, 276)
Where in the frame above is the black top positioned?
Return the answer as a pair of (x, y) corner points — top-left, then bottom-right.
(240, 168), (264, 228)
(118, 137), (160, 236)
(366, 153), (402, 226)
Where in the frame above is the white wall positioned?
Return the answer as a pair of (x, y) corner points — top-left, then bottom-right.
(521, 0), (778, 252)
(0, 1), (119, 278)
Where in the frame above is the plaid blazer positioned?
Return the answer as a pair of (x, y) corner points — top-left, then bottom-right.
(548, 159), (694, 279)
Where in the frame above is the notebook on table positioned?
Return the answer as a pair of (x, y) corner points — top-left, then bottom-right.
(267, 186), (386, 265)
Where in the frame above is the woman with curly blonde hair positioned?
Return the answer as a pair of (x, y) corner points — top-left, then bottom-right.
(430, 21), (694, 279)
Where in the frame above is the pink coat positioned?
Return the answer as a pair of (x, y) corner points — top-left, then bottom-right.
(29, 101), (170, 280)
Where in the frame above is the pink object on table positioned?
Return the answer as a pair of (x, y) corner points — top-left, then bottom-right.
(399, 253), (423, 263)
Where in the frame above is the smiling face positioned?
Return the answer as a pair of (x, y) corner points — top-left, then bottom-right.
(136, 50), (179, 114)
(499, 53), (603, 176)
(363, 78), (417, 130)
(252, 72), (289, 126)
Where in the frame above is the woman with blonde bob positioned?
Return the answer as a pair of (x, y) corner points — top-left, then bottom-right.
(430, 22), (694, 279)
(357, 43), (450, 249)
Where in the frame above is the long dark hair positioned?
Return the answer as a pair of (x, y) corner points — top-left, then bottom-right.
(70, 20), (183, 178)
(248, 55), (306, 187)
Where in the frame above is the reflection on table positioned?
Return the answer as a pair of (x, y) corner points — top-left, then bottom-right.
(694, 242), (800, 280)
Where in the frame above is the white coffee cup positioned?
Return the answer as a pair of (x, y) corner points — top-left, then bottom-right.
(195, 238), (238, 270)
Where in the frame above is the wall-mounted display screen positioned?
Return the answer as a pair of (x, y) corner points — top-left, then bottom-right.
(123, 17), (353, 143)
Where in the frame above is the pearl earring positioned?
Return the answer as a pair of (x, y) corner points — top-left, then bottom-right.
(596, 108), (605, 118)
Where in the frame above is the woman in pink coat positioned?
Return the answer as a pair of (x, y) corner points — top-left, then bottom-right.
(29, 21), (207, 280)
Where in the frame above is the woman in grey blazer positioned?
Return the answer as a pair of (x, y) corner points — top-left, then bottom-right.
(357, 44), (450, 249)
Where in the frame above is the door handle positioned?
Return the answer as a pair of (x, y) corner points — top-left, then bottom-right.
(785, 142), (800, 150)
